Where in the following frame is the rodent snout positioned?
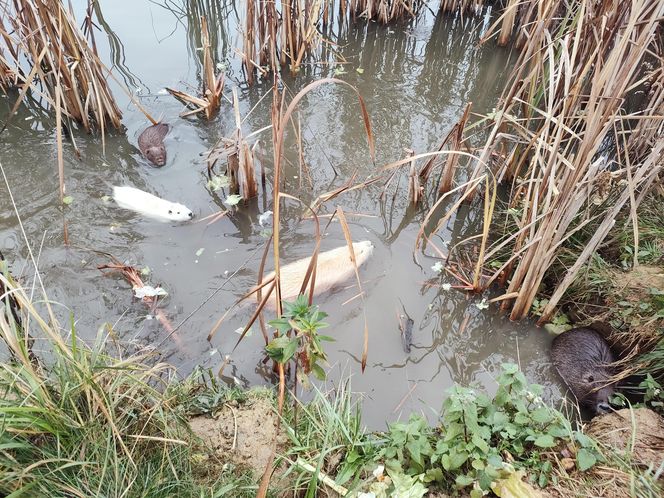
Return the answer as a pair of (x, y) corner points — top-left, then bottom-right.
(597, 402), (612, 414)
(188, 212), (193, 218)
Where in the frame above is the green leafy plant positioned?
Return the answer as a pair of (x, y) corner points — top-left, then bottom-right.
(375, 364), (600, 496)
(266, 295), (334, 382)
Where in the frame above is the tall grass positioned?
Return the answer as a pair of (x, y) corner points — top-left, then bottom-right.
(0, 256), (262, 496)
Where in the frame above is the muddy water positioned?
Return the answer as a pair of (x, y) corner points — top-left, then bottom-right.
(0, 2), (563, 428)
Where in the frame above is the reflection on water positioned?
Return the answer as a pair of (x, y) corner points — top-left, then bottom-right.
(0, 2), (562, 428)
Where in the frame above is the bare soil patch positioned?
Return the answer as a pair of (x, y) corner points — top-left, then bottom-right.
(189, 396), (286, 478)
(588, 407), (664, 469)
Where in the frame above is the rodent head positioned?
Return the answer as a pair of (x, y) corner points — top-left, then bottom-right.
(166, 202), (194, 221)
(146, 146), (167, 167)
(579, 369), (616, 415)
(353, 240), (374, 266)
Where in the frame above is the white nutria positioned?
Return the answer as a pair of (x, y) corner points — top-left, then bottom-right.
(262, 240), (374, 309)
(112, 186), (193, 222)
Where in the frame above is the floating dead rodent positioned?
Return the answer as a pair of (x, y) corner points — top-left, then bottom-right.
(551, 327), (617, 416)
(112, 186), (193, 222)
(261, 241), (374, 309)
(138, 123), (169, 166)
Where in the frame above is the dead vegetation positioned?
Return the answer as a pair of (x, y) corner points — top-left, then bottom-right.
(205, 88), (258, 200)
(416, 0), (664, 325)
(0, 0), (123, 133)
(167, 15), (225, 119)
(242, 0), (325, 83)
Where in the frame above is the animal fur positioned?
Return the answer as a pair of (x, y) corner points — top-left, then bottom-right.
(112, 186), (193, 222)
(138, 123), (169, 166)
(551, 327), (616, 415)
(262, 241), (374, 309)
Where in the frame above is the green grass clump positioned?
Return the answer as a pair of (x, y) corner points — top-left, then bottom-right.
(0, 270), (256, 497)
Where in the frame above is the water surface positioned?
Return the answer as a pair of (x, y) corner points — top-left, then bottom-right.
(0, 1), (563, 428)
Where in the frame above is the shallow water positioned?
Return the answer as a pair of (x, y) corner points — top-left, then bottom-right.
(0, 1), (563, 428)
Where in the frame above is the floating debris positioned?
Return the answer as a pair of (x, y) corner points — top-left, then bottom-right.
(133, 285), (168, 299)
(258, 210), (273, 226)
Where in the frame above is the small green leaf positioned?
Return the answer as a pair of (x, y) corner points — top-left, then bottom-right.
(195, 247), (205, 257)
(577, 448), (597, 471)
(356, 67), (364, 74)
(533, 435), (556, 448)
(470, 489), (483, 498)
(455, 474), (474, 487)
(530, 407), (553, 424)
(62, 195), (73, 205)
(311, 363), (326, 381)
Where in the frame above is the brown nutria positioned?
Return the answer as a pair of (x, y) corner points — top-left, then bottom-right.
(551, 327), (616, 416)
(138, 123), (169, 166)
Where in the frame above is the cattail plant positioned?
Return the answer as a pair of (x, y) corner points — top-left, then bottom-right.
(1, 0), (122, 132)
(352, 0), (423, 23)
(243, 1), (325, 82)
(167, 16), (224, 119)
(425, 0), (664, 322)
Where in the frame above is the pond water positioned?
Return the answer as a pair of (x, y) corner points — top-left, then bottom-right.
(0, 1), (564, 428)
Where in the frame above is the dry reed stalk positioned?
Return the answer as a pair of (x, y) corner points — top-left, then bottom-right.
(166, 15), (224, 118)
(420, 102), (473, 194)
(230, 88), (258, 199)
(2, 0), (122, 132)
(405, 148), (422, 205)
(0, 54), (15, 91)
(496, 0), (519, 46)
(243, 1), (324, 81)
(460, 0), (664, 321)
(352, 0), (421, 23)
(204, 89), (259, 200)
(438, 0), (483, 15)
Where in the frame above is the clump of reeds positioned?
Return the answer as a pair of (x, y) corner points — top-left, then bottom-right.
(353, 0), (423, 23)
(206, 88), (258, 200)
(168, 16), (224, 118)
(1, 0), (122, 132)
(438, 0), (484, 16)
(426, 0), (664, 322)
(242, 1), (324, 83)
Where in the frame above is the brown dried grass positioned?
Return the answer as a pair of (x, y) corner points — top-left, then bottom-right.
(167, 15), (224, 119)
(422, 0), (664, 321)
(1, 0), (122, 133)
